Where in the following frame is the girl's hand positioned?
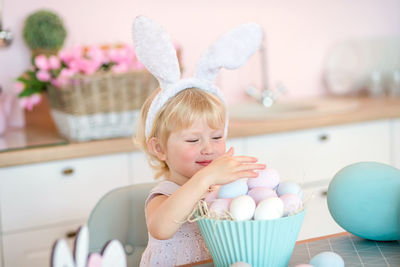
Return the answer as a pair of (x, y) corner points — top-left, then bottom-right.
(195, 147), (266, 186)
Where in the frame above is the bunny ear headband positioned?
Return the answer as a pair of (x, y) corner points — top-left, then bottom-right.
(133, 16), (264, 139)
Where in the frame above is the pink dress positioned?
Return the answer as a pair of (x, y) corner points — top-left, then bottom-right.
(139, 181), (211, 267)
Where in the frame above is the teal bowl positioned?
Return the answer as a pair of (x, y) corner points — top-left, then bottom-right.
(197, 210), (305, 267)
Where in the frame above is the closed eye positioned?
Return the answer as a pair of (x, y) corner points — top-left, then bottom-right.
(186, 139), (198, 143)
(213, 136), (222, 140)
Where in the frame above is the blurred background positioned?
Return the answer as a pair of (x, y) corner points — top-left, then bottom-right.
(1, 0), (399, 103)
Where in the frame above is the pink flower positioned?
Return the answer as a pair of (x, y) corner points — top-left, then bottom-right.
(59, 46), (84, 65)
(111, 63), (129, 73)
(19, 94), (42, 111)
(34, 55), (49, 70)
(14, 82), (25, 94)
(52, 68), (76, 87)
(131, 60), (145, 70)
(87, 46), (108, 65)
(36, 70), (51, 82)
(48, 55), (61, 70)
(78, 58), (101, 75)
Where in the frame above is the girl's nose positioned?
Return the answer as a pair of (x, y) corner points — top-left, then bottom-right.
(201, 140), (213, 155)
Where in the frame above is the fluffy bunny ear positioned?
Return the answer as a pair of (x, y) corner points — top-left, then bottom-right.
(133, 16), (181, 89)
(51, 240), (75, 267)
(101, 240), (127, 267)
(73, 226), (89, 267)
(195, 23), (264, 84)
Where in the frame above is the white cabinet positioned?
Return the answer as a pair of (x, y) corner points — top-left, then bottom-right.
(0, 153), (131, 267)
(243, 120), (391, 240)
(391, 118), (400, 169)
(2, 222), (82, 267)
(244, 120), (391, 184)
(298, 181), (345, 240)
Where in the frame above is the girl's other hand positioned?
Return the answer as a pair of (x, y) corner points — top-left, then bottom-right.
(196, 147), (266, 186)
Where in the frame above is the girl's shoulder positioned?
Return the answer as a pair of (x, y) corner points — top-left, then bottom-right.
(145, 180), (180, 207)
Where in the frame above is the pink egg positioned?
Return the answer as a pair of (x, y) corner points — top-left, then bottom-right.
(247, 168), (280, 190)
(209, 198), (232, 216)
(247, 187), (277, 204)
(280, 193), (303, 216)
(204, 190), (218, 204)
(294, 265), (313, 267)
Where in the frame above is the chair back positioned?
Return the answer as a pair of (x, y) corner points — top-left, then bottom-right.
(87, 182), (157, 266)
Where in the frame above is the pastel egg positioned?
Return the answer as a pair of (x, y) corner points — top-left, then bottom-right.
(254, 197), (284, 220)
(204, 190), (218, 204)
(218, 179), (248, 199)
(247, 187), (277, 204)
(280, 193), (303, 216)
(309, 251), (344, 267)
(230, 262), (252, 267)
(209, 198), (232, 216)
(327, 162), (400, 241)
(294, 265), (313, 267)
(229, 195), (256, 221)
(247, 168), (280, 190)
(276, 182), (303, 199)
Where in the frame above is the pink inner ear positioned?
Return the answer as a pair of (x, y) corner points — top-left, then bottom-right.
(86, 253), (102, 267)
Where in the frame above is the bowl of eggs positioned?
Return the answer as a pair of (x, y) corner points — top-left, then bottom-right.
(196, 168), (305, 267)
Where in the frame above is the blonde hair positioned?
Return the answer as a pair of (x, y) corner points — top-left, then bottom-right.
(135, 87), (226, 179)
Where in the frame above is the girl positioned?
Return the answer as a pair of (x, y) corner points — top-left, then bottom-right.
(133, 16), (264, 266)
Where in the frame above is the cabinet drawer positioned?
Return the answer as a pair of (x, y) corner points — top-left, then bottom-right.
(2, 222), (83, 267)
(0, 153), (130, 232)
(297, 181), (345, 241)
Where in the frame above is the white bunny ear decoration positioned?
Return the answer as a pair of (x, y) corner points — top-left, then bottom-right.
(133, 16), (264, 139)
(133, 16), (181, 90)
(195, 23), (264, 84)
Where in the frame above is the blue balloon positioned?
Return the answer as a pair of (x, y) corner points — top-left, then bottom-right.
(327, 162), (400, 241)
(309, 251), (344, 267)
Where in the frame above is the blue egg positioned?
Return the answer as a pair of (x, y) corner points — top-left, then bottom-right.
(218, 179), (248, 199)
(309, 251), (344, 267)
(276, 182), (303, 199)
(327, 162), (400, 241)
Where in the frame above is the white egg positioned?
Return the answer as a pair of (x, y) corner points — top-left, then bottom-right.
(254, 197), (284, 220)
(229, 195), (256, 221)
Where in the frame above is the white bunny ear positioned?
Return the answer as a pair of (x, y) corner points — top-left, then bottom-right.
(73, 226), (89, 267)
(133, 16), (181, 89)
(195, 23), (264, 84)
(51, 240), (75, 267)
(101, 240), (127, 267)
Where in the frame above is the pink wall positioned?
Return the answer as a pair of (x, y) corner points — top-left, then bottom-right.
(1, 0), (399, 104)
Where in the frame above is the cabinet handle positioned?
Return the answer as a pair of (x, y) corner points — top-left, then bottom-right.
(62, 168), (75, 176)
(319, 134), (329, 142)
(65, 230), (77, 239)
(321, 190), (328, 197)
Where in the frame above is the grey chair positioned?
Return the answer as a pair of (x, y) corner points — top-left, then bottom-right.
(87, 182), (157, 267)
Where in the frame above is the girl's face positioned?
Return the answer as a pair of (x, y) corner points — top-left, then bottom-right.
(164, 118), (226, 185)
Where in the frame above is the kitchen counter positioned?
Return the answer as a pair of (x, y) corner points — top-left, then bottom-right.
(1, 96), (399, 168)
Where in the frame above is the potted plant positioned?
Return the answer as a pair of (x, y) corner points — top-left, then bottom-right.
(23, 9), (67, 56)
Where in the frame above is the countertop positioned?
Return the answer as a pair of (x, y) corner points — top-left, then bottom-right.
(1, 96), (399, 168)
(181, 232), (400, 267)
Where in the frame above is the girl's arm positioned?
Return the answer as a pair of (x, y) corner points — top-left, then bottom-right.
(146, 148), (266, 240)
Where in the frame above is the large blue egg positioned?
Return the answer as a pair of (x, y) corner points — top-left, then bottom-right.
(327, 162), (400, 241)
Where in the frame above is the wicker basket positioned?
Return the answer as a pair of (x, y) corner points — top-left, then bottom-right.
(47, 70), (158, 141)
